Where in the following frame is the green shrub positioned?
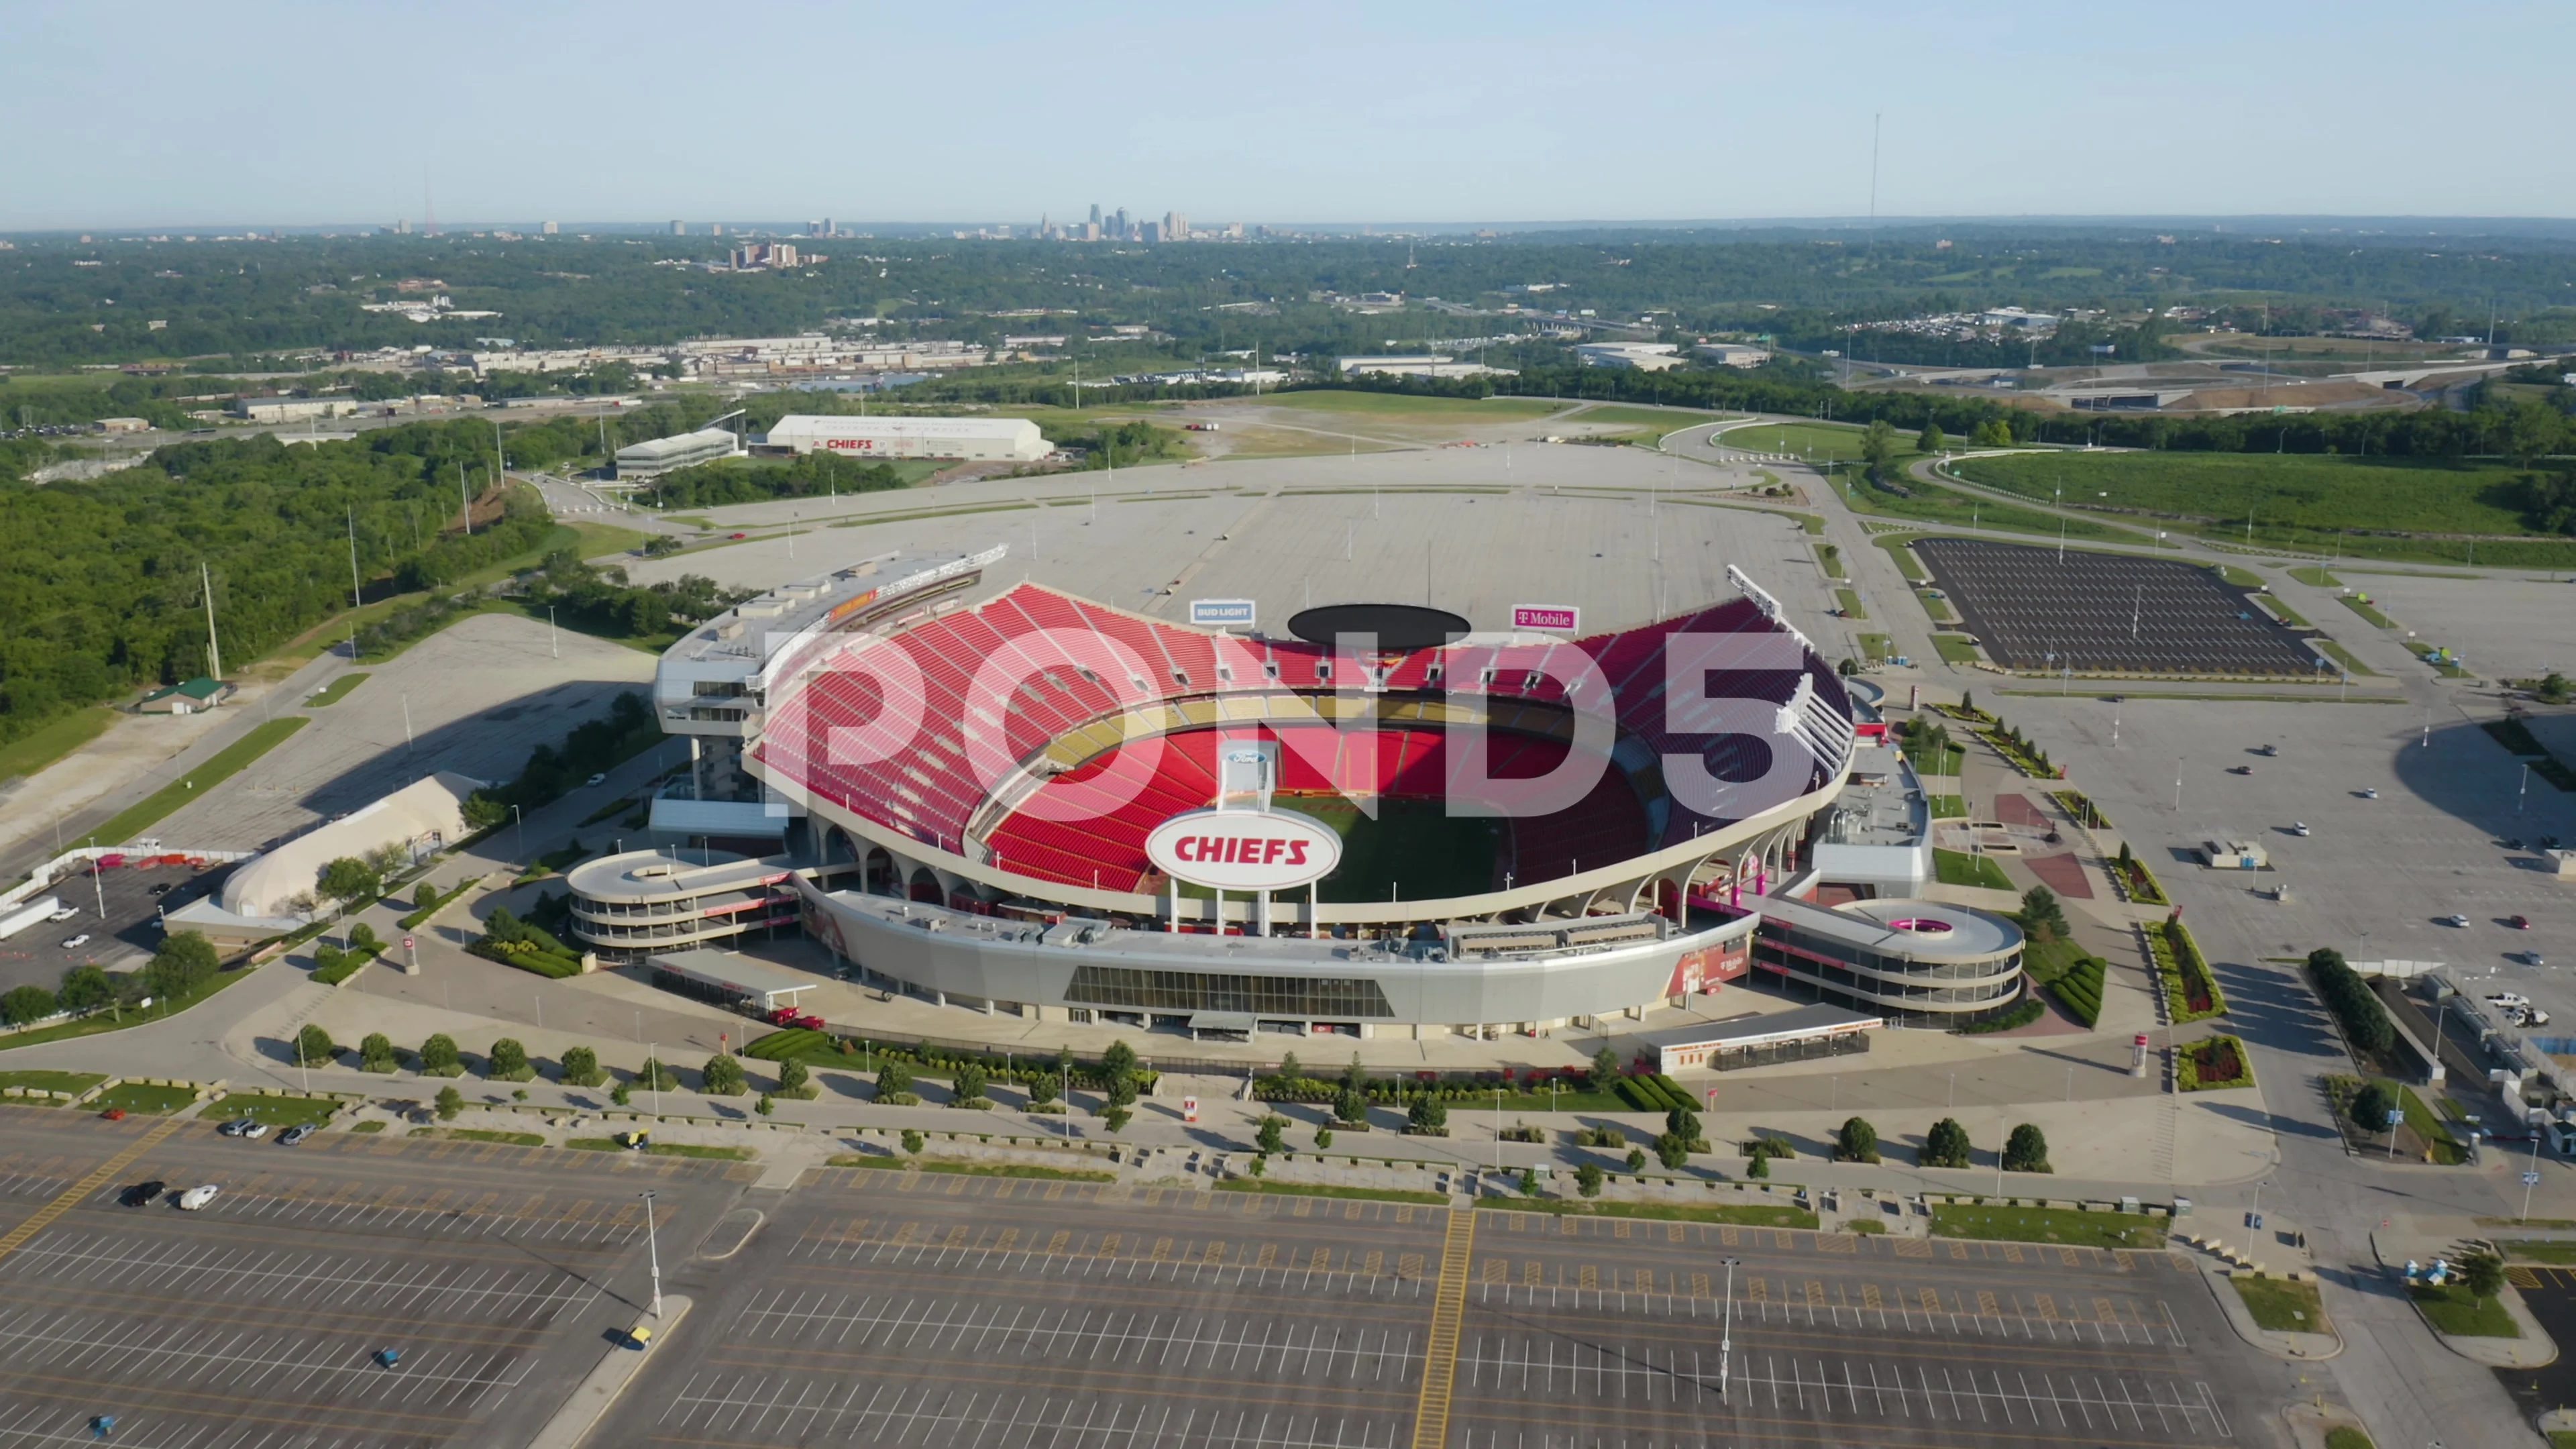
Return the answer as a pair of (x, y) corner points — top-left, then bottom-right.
(486, 1038), (531, 1080)
(418, 1033), (462, 1076)
(559, 1045), (604, 1086)
(875, 1059), (913, 1099)
(700, 1054), (745, 1095)
(1102, 1105), (1132, 1134)
(1921, 1117), (1972, 1169)
(1256, 1116), (1285, 1154)
(2308, 947), (2394, 1057)
(901, 1128), (924, 1155)
(295, 1023), (335, 1065)
(1575, 1163), (1605, 1197)
(359, 1032), (398, 1073)
(952, 1064), (987, 1104)
(2003, 1123), (2051, 1173)
(1406, 1093), (1448, 1134)
(434, 1084), (462, 1120)
(1835, 1116), (1880, 1163)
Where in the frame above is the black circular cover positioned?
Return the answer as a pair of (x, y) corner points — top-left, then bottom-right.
(1285, 603), (1472, 651)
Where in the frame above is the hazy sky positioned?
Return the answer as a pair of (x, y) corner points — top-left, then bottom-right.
(7, 1), (2569, 230)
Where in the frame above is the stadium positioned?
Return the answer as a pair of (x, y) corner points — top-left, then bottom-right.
(574, 494), (2027, 1040)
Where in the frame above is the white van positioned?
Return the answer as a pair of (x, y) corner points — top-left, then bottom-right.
(176, 1184), (220, 1211)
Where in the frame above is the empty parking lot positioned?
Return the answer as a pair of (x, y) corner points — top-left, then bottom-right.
(1915, 538), (2324, 676)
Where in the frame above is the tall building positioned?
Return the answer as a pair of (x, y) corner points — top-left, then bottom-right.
(392, 218), (411, 235)
(1165, 211), (1187, 241)
(1112, 207), (1129, 239)
(1140, 221), (1163, 244)
(541, 220), (558, 235)
(1088, 203), (1102, 227)
(669, 220), (687, 236)
(710, 223), (725, 237)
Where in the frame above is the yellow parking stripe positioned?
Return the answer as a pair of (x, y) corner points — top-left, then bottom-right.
(0, 1119), (182, 1263)
(1409, 1207), (1476, 1449)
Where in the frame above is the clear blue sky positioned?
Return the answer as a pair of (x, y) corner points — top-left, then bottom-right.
(6, 0), (2568, 230)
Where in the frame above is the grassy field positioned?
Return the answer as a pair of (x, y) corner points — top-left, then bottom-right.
(89, 1082), (201, 1116)
(2502, 1240), (2576, 1264)
(1875, 535), (1930, 581)
(303, 672), (370, 707)
(1722, 421), (1876, 461)
(1272, 795), (1501, 904)
(1857, 633), (1895, 661)
(1847, 472), (2151, 543)
(828, 1157), (1118, 1182)
(1932, 635), (1984, 664)
(2256, 595), (2310, 627)
(0, 965), (260, 1053)
(2410, 1281), (2519, 1337)
(1256, 391), (1566, 424)
(1933, 849), (2013, 890)
(1815, 543), (1846, 578)
(0, 1070), (105, 1096)
(1925, 794), (1967, 819)
(0, 706), (117, 784)
(1929, 1203), (2163, 1248)
(211, 1095), (341, 1128)
(565, 1137), (754, 1160)
(408, 1127), (546, 1146)
(2338, 594), (2400, 629)
(1566, 405), (1728, 435)
(82, 716), (308, 846)
(2231, 1275), (2326, 1332)
(1955, 451), (2576, 563)
(1834, 588), (1868, 619)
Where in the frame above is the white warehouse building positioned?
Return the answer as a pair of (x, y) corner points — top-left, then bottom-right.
(614, 427), (745, 479)
(758, 415), (1048, 463)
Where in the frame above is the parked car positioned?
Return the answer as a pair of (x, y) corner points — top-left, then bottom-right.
(2487, 992), (2532, 1008)
(2443, 914), (2471, 928)
(237, 1121), (270, 1140)
(585, 773), (606, 787)
(2512, 914), (2534, 930)
(2360, 788), (2380, 799)
(217, 1119), (248, 1137)
(59, 934), (89, 949)
(2290, 822), (2312, 837)
(120, 1180), (165, 1208)
(278, 1124), (314, 1146)
(176, 1184), (219, 1211)
(2515, 951), (2548, 968)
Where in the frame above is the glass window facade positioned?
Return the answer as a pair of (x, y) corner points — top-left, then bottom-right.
(1065, 965), (1394, 1019)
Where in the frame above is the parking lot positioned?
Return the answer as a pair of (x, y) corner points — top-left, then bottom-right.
(0, 859), (233, 993)
(0, 1109), (744, 1449)
(1916, 538), (2322, 676)
(604, 1167), (2294, 1449)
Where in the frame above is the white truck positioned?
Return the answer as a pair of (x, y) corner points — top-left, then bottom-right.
(0, 898), (64, 942)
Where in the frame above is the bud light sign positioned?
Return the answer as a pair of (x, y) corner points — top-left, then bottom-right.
(1144, 808), (1342, 891)
(1189, 598), (1256, 628)
(1512, 604), (1579, 632)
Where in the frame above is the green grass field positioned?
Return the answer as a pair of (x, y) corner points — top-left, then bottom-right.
(1932, 635), (1984, 664)
(0, 1070), (105, 1095)
(1487, 1199), (1821, 1228)
(2231, 1275), (2326, 1332)
(2410, 1281), (2519, 1337)
(1258, 390), (1566, 423)
(210, 1095), (341, 1128)
(1858, 633), (1895, 661)
(1217, 1179), (1452, 1205)
(1954, 451), (2576, 563)
(1933, 849), (2013, 890)
(1566, 405), (1729, 434)
(1272, 795), (1503, 904)
(303, 672), (370, 707)
(1834, 588), (1868, 619)
(89, 1082), (201, 1116)
(83, 716), (308, 846)
(0, 706), (117, 784)
(1929, 1203), (2162, 1249)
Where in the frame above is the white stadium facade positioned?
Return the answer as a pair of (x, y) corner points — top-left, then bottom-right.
(570, 549), (2025, 1040)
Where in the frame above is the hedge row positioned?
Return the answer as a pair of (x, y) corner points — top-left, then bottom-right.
(1613, 1074), (1697, 1114)
(2049, 956), (2106, 1028)
(745, 1029), (1159, 1092)
(468, 939), (584, 979)
(2307, 948), (2396, 1058)
(1954, 996), (2045, 1034)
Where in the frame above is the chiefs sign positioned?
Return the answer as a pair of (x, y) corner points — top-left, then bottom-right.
(1144, 809), (1342, 892)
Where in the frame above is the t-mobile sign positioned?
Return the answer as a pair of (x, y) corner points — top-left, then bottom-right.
(1511, 604), (1579, 632)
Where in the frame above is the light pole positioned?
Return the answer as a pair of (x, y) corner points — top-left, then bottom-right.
(641, 1190), (664, 1318)
(1996, 1108), (2007, 1195)
(1494, 1089), (1505, 1179)
(512, 804), (523, 858)
(1718, 1257), (1739, 1400)
(2524, 1132), (2544, 1224)
(2251, 1177), (2271, 1226)
(648, 1042), (660, 1117)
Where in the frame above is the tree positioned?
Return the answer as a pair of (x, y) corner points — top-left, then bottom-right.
(418, 1033), (460, 1075)
(57, 964), (111, 1014)
(2538, 672), (2573, 705)
(1575, 1163), (1605, 1198)
(2459, 1250), (2506, 1301)
(876, 1059), (914, 1099)
(901, 1128), (924, 1155)
(777, 1057), (810, 1095)
(486, 1038), (529, 1078)
(610, 1081), (631, 1106)
(2351, 1080), (2399, 1133)
(1835, 1116), (1880, 1163)
(1860, 418), (1898, 482)
(1518, 1166), (1540, 1195)
(1342, 1053), (1367, 1096)
(145, 932), (220, 999)
(1589, 1045), (1621, 1093)
(755, 1092), (773, 1116)
(561, 1044), (600, 1084)
(1407, 1093), (1448, 1134)
(1665, 1105), (1701, 1143)
(1972, 417), (2015, 448)
(1103, 1104), (1132, 1134)
(700, 1054), (745, 1095)
(1314, 1126), (1334, 1150)
(1917, 421), (1945, 453)
(1, 983), (56, 1024)
(953, 1063), (987, 1102)
(1026, 1069), (1058, 1106)
(1104, 1070), (1139, 1109)
(434, 1084), (462, 1120)
(1334, 1089), (1367, 1125)
(360, 1031), (397, 1071)
(2017, 885), (2068, 945)
(316, 856), (381, 905)
(1256, 1116), (1285, 1154)
(1921, 1116), (1972, 1169)
(1102, 1039), (1137, 1079)
(1655, 1132), (1692, 1171)
(1279, 1051), (1301, 1082)
(296, 1023), (335, 1065)
(2002, 1122), (2051, 1173)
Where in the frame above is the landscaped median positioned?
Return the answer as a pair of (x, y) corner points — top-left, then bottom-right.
(1219, 1180), (1452, 1206)
(2230, 1273), (2328, 1334)
(2146, 915), (2227, 1022)
(2176, 1034), (2255, 1091)
(1927, 1200), (2167, 1250)
(830, 1155), (1117, 1183)
(564, 1137), (753, 1160)
(1478, 1197), (1819, 1228)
